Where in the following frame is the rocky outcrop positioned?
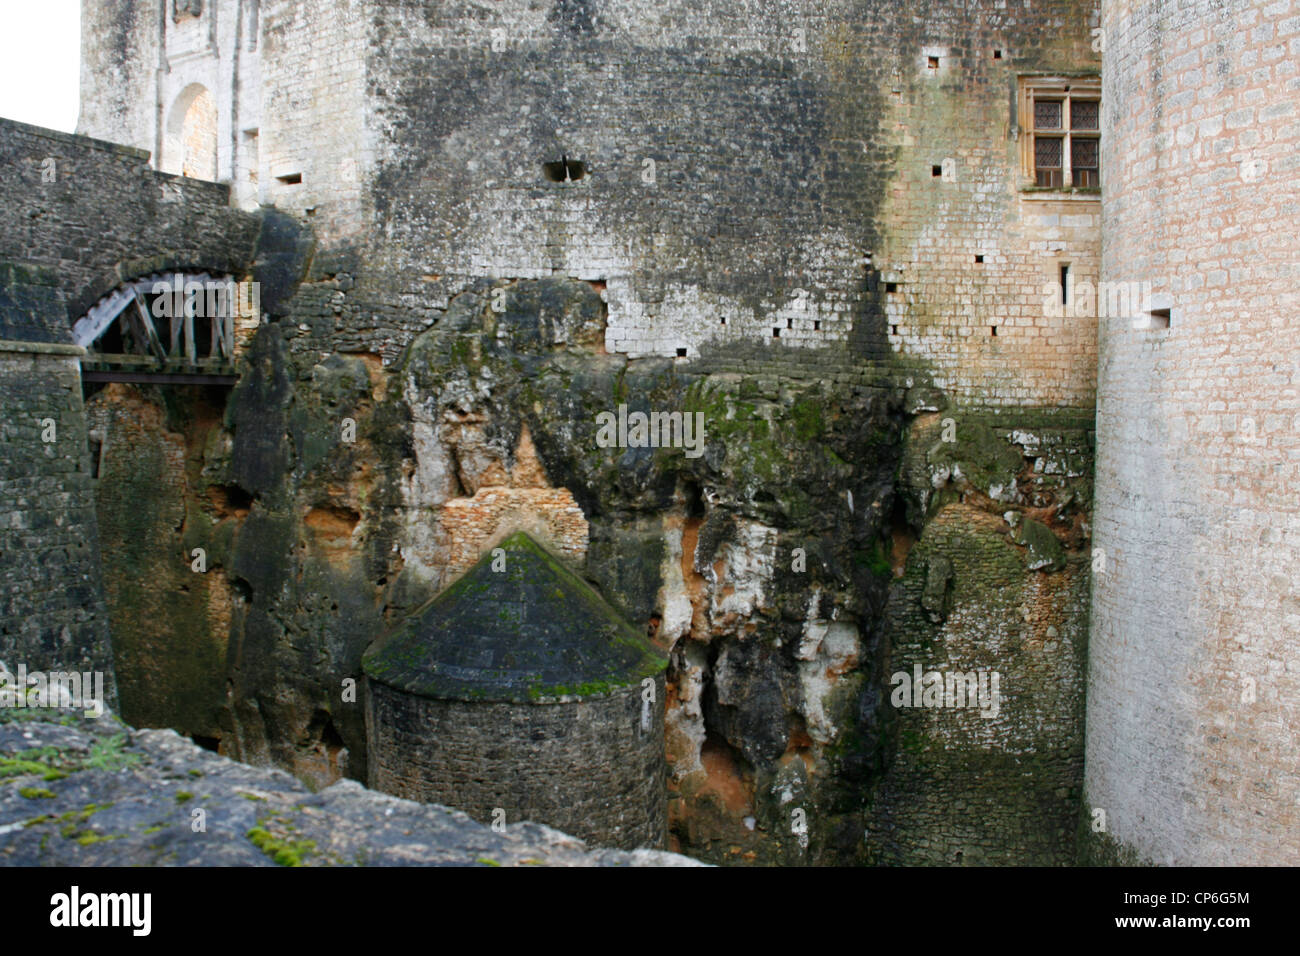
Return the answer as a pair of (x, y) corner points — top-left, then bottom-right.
(78, 270), (1097, 865)
(0, 711), (699, 867)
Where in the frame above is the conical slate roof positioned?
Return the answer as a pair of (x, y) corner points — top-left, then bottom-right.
(362, 532), (666, 703)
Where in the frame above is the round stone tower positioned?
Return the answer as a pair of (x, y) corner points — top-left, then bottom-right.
(363, 531), (669, 850)
(1086, 0), (1300, 863)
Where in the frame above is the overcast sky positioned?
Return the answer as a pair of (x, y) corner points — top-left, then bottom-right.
(0, 0), (81, 132)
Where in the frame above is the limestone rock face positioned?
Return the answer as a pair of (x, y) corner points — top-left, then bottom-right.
(70, 268), (1094, 865)
(0, 711), (699, 867)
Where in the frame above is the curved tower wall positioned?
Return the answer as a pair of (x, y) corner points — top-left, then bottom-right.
(1087, 0), (1300, 864)
(366, 676), (668, 850)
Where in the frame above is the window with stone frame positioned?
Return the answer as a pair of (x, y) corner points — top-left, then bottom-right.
(1019, 77), (1101, 190)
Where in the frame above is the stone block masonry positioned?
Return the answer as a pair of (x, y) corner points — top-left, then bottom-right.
(0, 251), (111, 690)
(357, 0), (1101, 410)
(0, 709), (698, 866)
(1086, 0), (1300, 865)
(367, 678), (668, 851)
(37, 0), (1298, 867)
(0, 117), (260, 324)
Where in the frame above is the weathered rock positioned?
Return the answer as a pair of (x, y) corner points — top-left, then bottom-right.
(1013, 517), (1067, 573)
(0, 711), (700, 867)
(920, 555), (954, 623)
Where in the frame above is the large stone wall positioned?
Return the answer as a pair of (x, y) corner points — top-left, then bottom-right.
(78, 2), (1102, 399)
(0, 116), (260, 742)
(79, 0), (265, 207)
(0, 709), (699, 867)
(0, 118), (260, 321)
(1085, 0), (1300, 864)
(76, 0), (161, 163)
(869, 410), (1093, 864)
(0, 340), (112, 686)
(351, 0), (1100, 406)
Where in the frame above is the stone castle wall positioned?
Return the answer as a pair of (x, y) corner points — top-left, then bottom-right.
(0, 115), (260, 736)
(0, 118), (259, 321)
(0, 335), (112, 687)
(79, 0), (265, 207)
(352, 0), (1101, 411)
(1086, 0), (1300, 864)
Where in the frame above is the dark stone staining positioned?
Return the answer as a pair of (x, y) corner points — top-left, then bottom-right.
(367, 23), (892, 350)
(548, 0), (598, 36)
(0, 263), (72, 345)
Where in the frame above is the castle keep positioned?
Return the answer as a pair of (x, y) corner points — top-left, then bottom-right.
(0, 0), (1293, 864)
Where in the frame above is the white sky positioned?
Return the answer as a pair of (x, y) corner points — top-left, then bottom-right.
(0, 0), (81, 132)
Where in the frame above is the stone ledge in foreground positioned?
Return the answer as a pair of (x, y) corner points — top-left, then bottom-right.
(0, 710), (702, 867)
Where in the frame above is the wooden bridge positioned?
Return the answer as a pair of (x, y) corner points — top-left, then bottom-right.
(72, 272), (247, 385)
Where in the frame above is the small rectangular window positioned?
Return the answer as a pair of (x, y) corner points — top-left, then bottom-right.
(1034, 99), (1063, 130)
(1035, 137), (1063, 188)
(1071, 99), (1100, 130)
(1072, 137), (1099, 187)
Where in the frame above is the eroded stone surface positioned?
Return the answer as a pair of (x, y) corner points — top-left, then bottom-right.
(0, 711), (699, 867)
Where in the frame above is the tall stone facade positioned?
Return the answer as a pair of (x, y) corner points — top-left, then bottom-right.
(1084, 0), (1300, 865)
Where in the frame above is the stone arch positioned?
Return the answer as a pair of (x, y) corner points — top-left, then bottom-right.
(163, 83), (218, 180)
(72, 270), (239, 370)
